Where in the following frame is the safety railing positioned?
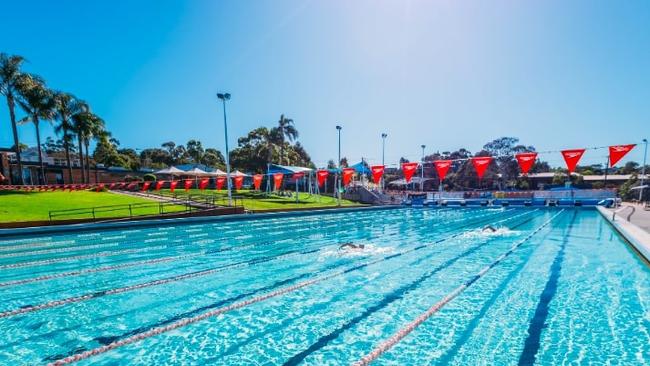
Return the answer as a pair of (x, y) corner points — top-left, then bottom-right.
(612, 205), (635, 222)
(48, 200), (193, 222)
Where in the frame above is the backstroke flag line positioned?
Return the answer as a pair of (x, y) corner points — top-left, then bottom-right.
(608, 144), (635, 167)
(401, 162), (419, 183)
(561, 149), (586, 173)
(169, 180), (178, 192)
(216, 177), (226, 190)
(371, 165), (385, 183)
(471, 157), (492, 180)
(184, 179), (193, 191)
(515, 152), (538, 175)
(434, 160), (452, 181)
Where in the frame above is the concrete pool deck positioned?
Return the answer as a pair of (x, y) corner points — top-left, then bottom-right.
(598, 204), (650, 263)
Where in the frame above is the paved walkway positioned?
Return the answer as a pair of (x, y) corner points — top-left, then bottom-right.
(606, 203), (650, 233)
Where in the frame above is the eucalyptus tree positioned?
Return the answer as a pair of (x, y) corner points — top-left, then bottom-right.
(53, 92), (86, 182)
(0, 53), (28, 184)
(16, 79), (56, 184)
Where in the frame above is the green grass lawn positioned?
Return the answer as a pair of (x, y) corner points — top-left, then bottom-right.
(159, 189), (362, 211)
(0, 190), (185, 223)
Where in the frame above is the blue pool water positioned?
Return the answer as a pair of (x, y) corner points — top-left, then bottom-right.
(0, 208), (648, 365)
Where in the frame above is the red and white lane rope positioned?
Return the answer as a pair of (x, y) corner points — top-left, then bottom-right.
(0, 246), (166, 270)
(47, 210), (534, 365)
(352, 209), (565, 366)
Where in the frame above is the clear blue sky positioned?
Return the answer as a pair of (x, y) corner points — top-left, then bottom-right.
(1, 0), (649, 169)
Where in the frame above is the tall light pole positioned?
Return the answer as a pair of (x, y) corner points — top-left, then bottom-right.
(336, 125), (342, 206)
(640, 138), (648, 201)
(217, 93), (233, 206)
(421, 144), (426, 191)
(381, 133), (387, 191)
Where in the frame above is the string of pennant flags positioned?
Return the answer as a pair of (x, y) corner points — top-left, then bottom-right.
(0, 143), (639, 192)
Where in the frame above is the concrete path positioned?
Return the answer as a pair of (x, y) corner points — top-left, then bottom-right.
(605, 203), (650, 233)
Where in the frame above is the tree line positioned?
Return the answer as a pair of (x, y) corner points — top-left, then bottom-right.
(1, 53), (106, 185)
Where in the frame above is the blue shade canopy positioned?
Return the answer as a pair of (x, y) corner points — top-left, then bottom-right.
(351, 162), (371, 174)
(267, 164), (313, 175)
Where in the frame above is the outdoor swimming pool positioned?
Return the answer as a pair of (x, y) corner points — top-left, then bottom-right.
(0, 207), (648, 365)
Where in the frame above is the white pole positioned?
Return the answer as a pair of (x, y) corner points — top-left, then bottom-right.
(640, 138), (648, 201)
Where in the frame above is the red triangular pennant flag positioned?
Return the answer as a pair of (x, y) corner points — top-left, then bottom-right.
(515, 152), (538, 175)
(233, 176), (244, 190)
(253, 174), (263, 190)
(273, 173), (284, 190)
(155, 181), (164, 191)
(216, 177), (226, 190)
(609, 144), (635, 167)
(471, 156), (492, 180)
(561, 149), (586, 173)
(371, 165), (385, 183)
(142, 181), (151, 191)
(317, 170), (328, 187)
(169, 180), (178, 192)
(342, 168), (355, 186)
(401, 162), (419, 183)
(184, 179), (193, 191)
(199, 178), (209, 190)
(434, 160), (452, 181)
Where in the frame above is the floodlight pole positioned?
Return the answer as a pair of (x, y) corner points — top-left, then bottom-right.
(337, 125), (342, 206)
(421, 144), (426, 191)
(640, 138), (648, 201)
(381, 133), (387, 191)
(217, 93), (233, 206)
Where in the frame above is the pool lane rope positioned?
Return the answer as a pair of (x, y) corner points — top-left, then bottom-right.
(0, 207), (495, 286)
(1, 209), (526, 319)
(352, 209), (565, 366)
(47, 209), (534, 365)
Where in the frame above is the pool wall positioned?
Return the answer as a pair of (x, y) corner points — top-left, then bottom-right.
(597, 206), (650, 263)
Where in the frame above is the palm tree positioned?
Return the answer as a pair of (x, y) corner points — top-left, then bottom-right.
(16, 79), (56, 184)
(53, 92), (85, 183)
(72, 110), (104, 182)
(0, 53), (28, 184)
(276, 114), (298, 165)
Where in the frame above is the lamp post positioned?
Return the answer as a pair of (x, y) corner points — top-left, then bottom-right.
(421, 144), (426, 191)
(381, 133), (387, 191)
(217, 93), (232, 206)
(640, 138), (648, 201)
(336, 125), (342, 206)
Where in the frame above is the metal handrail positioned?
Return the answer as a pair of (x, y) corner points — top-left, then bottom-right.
(612, 205), (635, 222)
(48, 199), (194, 222)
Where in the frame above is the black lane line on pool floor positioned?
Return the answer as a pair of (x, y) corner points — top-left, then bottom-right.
(517, 210), (577, 366)
(351, 210), (564, 366)
(281, 215), (538, 366)
(1, 209), (514, 318)
(46, 211), (526, 365)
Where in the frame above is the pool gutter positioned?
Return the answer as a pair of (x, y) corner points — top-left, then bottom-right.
(597, 206), (650, 263)
(0, 205), (402, 238)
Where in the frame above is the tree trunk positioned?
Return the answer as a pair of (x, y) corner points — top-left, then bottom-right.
(34, 118), (46, 185)
(84, 139), (91, 183)
(6, 94), (24, 185)
(63, 124), (73, 183)
(77, 134), (85, 183)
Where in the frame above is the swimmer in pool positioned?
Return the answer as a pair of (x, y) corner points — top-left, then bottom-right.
(482, 225), (498, 233)
(339, 242), (365, 251)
